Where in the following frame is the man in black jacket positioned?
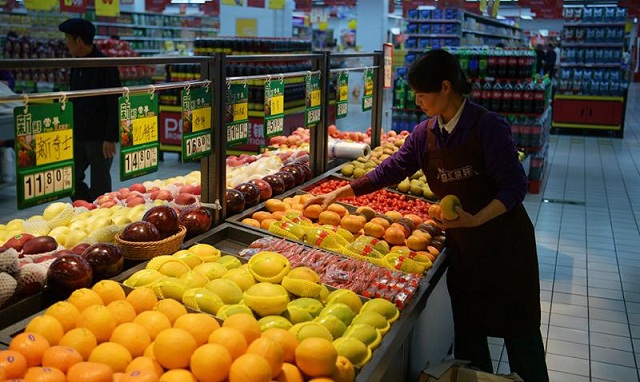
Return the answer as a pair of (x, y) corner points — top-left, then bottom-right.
(59, 18), (121, 202)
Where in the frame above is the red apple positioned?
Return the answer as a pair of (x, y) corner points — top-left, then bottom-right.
(143, 205), (180, 238)
(248, 179), (272, 202)
(234, 183), (260, 208)
(179, 207), (213, 239)
(179, 184), (198, 194)
(129, 183), (147, 194)
(126, 196), (146, 207)
(3, 233), (36, 252)
(82, 243), (124, 279)
(22, 236), (58, 255)
(281, 165), (305, 186)
(47, 254), (94, 294)
(274, 172), (296, 190)
(261, 175), (285, 196)
(174, 193), (197, 206)
(71, 243), (91, 256)
(121, 221), (161, 242)
(72, 200), (97, 210)
(150, 189), (173, 201)
(225, 189), (245, 217)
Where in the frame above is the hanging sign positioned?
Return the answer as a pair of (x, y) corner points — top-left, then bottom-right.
(264, 76), (285, 139)
(119, 92), (159, 181)
(336, 71), (349, 120)
(96, 0), (120, 17)
(223, 0), (243, 5)
(362, 68), (374, 112)
(24, 0), (56, 10)
(305, 72), (321, 126)
(145, 0), (167, 12)
(248, 0), (264, 7)
(181, 87), (212, 162)
(225, 83), (249, 146)
(14, 102), (74, 209)
(201, 0), (220, 16)
(383, 43), (393, 89)
(60, 0), (88, 13)
(268, 0), (285, 9)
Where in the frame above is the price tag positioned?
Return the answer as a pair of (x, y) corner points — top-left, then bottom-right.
(362, 68), (374, 112)
(383, 43), (394, 89)
(264, 77), (285, 139)
(225, 83), (249, 146)
(24, 0), (56, 10)
(305, 72), (321, 126)
(60, 0), (88, 13)
(336, 71), (349, 119)
(119, 93), (159, 180)
(95, 0), (120, 17)
(181, 87), (212, 161)
(14, 103), (75, 209)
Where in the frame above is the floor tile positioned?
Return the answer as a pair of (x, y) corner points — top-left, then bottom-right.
(590, 361), (639, 382)
(546, 339), (589, 359)
(545, 353), (590, 376)
(589, 306), (631, 324)
(590, 332), (633, 352)
(589, 296), (627, 312)
(589, 320), (631, 337)
(548, 326), (589, 345)
(546, 371), (590, 382)
(590, 346), (636, 368)
(551, 303), (588, 318)
(589, 287), (624, 300)
(550, 313), (589, 330)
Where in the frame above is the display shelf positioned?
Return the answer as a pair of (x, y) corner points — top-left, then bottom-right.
(462, 29), (521, 41)
(405, 33), (461, 39)
(564, 22), (627, 27)
(559, 63), (623, 68)
(562, 42), (624, 48)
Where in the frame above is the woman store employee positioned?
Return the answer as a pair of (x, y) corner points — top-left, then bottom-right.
(306, 49), (549, 382)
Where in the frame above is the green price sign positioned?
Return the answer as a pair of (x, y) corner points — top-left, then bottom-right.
(225, 83), (249, 146)
(305, 72), (321, 126)
(336, 71), (349, 119)
(362, 68), (374, 112)
(264, 77), (285, 139)
(14, 103), (75, 209)
(181, 87), (212, 162)
(119, 93), (159, 181)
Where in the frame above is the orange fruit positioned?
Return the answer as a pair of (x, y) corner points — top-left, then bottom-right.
(190, 343), (232, 382)
(110, 322), (152, 358)
(119, 369), (160, 382)
(242, 218), (261, 228)
(222, 313), (261, 345)
(133, 311), (172, 341)
(67, 362), (113, 382)
(246, 337), (283, 378)
(9, 332), (50, 367)
(23, 366), (66, 382)
(153, 299), (187, 325)
(45, 301), (81, 332)
(173, 313), (220, 346)
(261, 328), (298, 363)
(331, 355), (356, 382)
(251, 211), (273, 222)
(264, 199), (287, 213)
(58, 328), (97, 361)
(67, 288), (104, 312)
(260, 218), (278, 230)
(143, 342), (155, 359)
(207, 327), (247, 360)
(158, 369), (197, 382)
(276, 362), (304, 382)
(228, 353), (272, 382)
(294, 337), (337, 378)
(76, 304), (117, 343)
(108, 300), (138, 325)
(24, 315), (64, 346)
(385, 210), (403, 222)
(327, 203), (348, 218)
(318, 210), (341, 226)
(126, 356), (163, 378)
(308, 378), (335, 382)
(383, 226), (406, 246)
(114, 371), (125, 382)
(0, 349), (27, 379)
(126, 287), (158, 314)
(271, 210), (285, 220)
(41, 346), (83, 373)
(363, 222), (385, 238)
(369, 217), (390, 229)
(153, 328), (197, 370)
(88, 342), (132, 373)
(92, 280), (126, 305)
(303, 204), (323, 220)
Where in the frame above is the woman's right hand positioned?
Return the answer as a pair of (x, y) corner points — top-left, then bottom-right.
(303, 184), (355, 210)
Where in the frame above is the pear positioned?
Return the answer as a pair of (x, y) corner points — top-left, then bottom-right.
(341, 164), (355, 177)
(397, 180), (411, 193)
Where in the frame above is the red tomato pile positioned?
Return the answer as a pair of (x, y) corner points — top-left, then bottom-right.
(307, 179), (432, 221)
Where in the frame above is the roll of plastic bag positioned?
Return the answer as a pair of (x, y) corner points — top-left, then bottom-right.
(328, 141), (371, 160)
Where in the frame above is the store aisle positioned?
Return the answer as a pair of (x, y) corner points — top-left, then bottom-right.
(489, 82), (640, 381)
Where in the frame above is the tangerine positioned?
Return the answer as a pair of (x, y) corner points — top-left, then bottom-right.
(45, 301), (81, 332)
(67, 288), (104, 312)
(119, 369), (160, 382)
(41, 346), (83, 373)
(24, 315), (64, 346)
(110, 322), (152, 358)
(153, 328), (197, 370)
(58, 328), (97, 361)
(67, 362), (113, 382)
(260, 328), (298, 363)
(294, 337), (337, 378)
(260, 218), (278, 230)
(173, 313), (220, 346)
(207, 327), (247, 360)
(383, 226), (406, 246)
(152, 299), (187, 325)
(76, 304), (117, 343)
(246, 337), (284, 378)
(88, 342), (132, 373)
(158, 369), (197, 382)
(327, 203), (348, 218)
(9, 332), (50, 367)
(0, 349), (27, 379)
(228, 353), (272, 382)
(303, 204), (323, 220)
(369, 217), (391, 229)
(242, 218), (261, 228)
(189, 343), (232, 382)
(276, 362), (304, 382)
(125, 356), (163, 378)
(107, 300), (138, 325)
(251, 211), (273, 222)
(317, 211), (341, 226)
(331, 355), (356, 382)
(23, 366), (65, 382)
(126, 287), (158, 314)
(92, 280), (126, 305)
(133, 311), (172, 341)
(222, 313), (261, 345)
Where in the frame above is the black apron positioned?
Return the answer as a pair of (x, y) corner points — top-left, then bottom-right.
(425, 113), (541, 338)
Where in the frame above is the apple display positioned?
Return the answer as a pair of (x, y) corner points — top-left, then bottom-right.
(22, 236), (58, 255)
(82, 243), (124, 279)
(261, 175), (285, 196)
(71, 243), (91, 256)
(129, 183), (147, 194)
(234, 183), (260, 208)
(175, 193), (198, 206)
(120, 221), (161, 242)
(225, 188), (246, 216)
(179, 207), (213, 239)
(274, 172), (296, 190)
(3, 233), (36, 252)
(150, 189), (173, 201)
(296, 162), (313, 181)
(143, 205), (180, 238)
(248, 179), (272, 202)
(47, 254), (94, 294)
(281, 165), (305, 186)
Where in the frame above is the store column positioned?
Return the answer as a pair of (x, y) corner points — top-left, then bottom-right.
(355, 0), (389, 51)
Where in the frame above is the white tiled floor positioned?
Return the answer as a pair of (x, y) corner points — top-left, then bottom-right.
(489, 82), (640, 381)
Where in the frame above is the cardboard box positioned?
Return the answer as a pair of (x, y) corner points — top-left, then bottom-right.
(419, 360), (524, 382)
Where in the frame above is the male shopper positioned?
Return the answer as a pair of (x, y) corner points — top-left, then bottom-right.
(59, 18), (121, 202)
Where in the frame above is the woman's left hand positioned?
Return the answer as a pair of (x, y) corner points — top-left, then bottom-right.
(435, 206), (480, 229)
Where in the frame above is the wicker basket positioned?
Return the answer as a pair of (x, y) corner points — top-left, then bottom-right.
(115, 225), (187, 261)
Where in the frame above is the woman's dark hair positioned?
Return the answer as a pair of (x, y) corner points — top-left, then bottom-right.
(407, 49), (472, 95)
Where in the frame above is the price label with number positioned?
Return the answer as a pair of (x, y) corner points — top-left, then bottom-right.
(305, 72), (321, 126)
(24, 0), (56, 10)
(119, 93), (159, 180)
(225, 83), (249, 146)
(95, 0), (119, 17)
(60, 0), (88, 12)
(336, 71), (349, 119)
(181, 87), (212, 161)
(362, 68), (374, 112)
(14, 103), (75, 209)
(264, 77), (285, 139)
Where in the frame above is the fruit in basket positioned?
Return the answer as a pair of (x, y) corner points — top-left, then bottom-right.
(274, 171), (296, 190)
(22, 235), (58, 255)
(2, 233), (35, 252)
(235, 183), (261, 208)
(261, 175), (285, 196)
(243, 282), (290, 317)
(47, 254), (94, 293)
(248, 179), (273, 202)
(81, 243), (124, 280)
(142, 205), (180, 239)
(225, 189), (246, 216)
(439, 194), (462, 221)
(120, 221), (161, 242)
(179, 207), (213, 239)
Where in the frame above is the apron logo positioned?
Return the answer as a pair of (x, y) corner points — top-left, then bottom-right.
(437, 165), (477, 183)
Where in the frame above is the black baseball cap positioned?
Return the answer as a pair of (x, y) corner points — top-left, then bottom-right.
(58, 18), (95, 42)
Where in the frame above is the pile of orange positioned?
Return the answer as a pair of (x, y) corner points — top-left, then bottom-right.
(0, 280), (355, 382)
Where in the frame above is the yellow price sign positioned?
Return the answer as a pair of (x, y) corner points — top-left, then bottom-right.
(132, 116), (158, 145)
(95, 0), (120, 17)
(270, 95), (284, 115)
(269, 0), (285, 9)
(310, 90), (321, 107)
(192, 107), (211, 133)
(24, 0), (56, 10)
(35, 130), (73, 166)
(339, 86), (348, 102)
(233, 103), (247, 122)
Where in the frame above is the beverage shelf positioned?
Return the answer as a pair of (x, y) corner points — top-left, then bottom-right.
(564, 22), (626, 27)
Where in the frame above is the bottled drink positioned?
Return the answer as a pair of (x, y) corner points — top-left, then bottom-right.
(471, 80), (483, 106)
(491, 81), (503, 113)
(487, 49), (497, 77)
(502, 81), (513, 113)
(482, 80), (493, 110)
(394, 71), (406, 109)
(507, 49), (518, 78)
(534, 79), (546, 114)
(512, 81), (523, 113)
(522, 80), (534, 113)
(406, 87), (416, 108)
(468, 49), (479, 78)
(479, 48), (488, 77)
(497, 49), (508, 78)
(458, 48), (469, 75)
(517, 49), (528, 78)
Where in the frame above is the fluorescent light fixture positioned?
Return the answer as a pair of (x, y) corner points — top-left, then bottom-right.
(496, 15), (506, 19)
(520, 15), (532, 20)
